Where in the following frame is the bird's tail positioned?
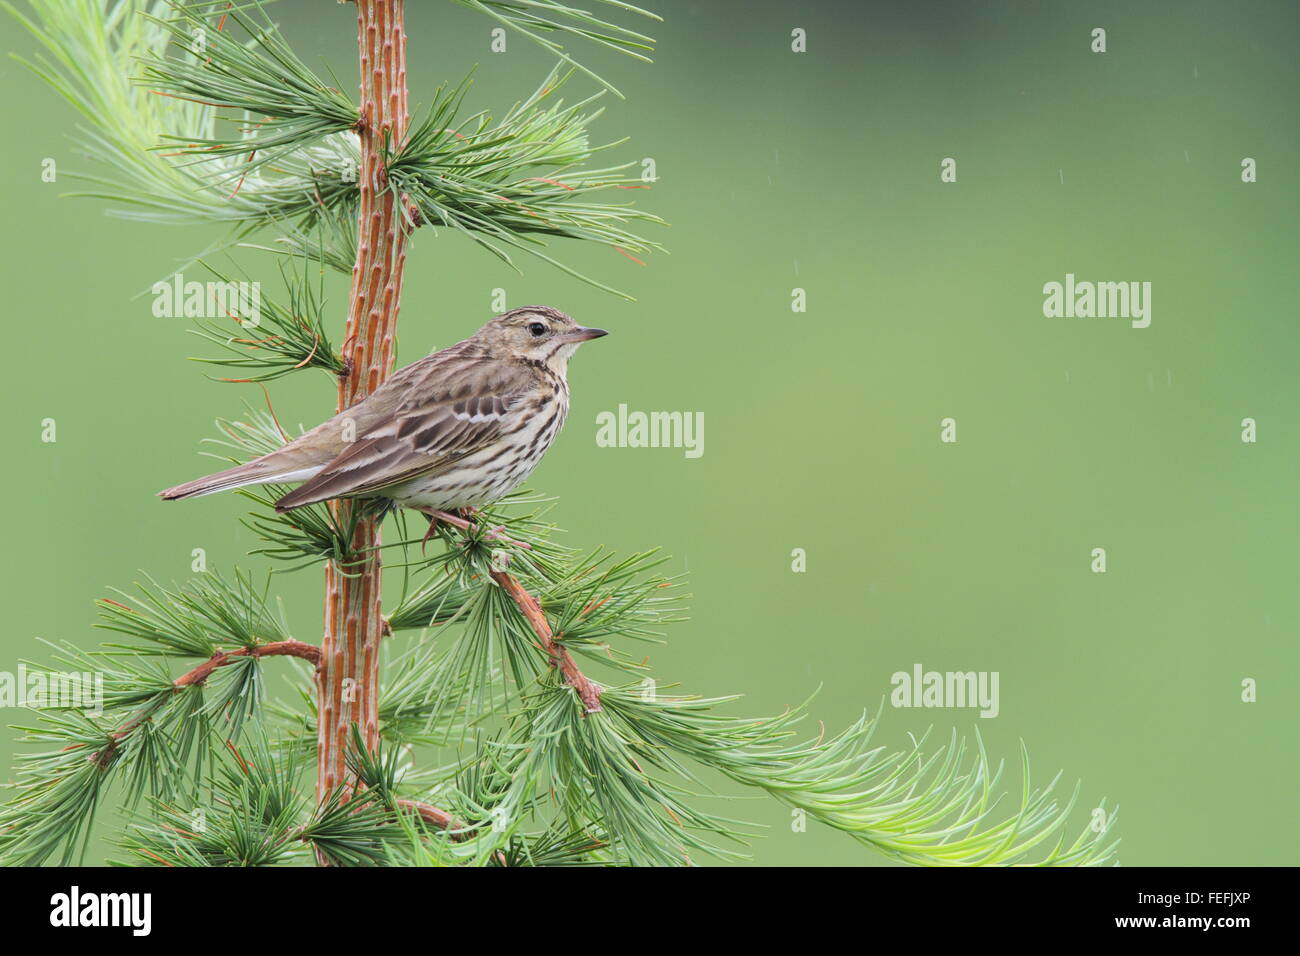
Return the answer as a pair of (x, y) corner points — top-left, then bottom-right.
(158, 460), (319, 501)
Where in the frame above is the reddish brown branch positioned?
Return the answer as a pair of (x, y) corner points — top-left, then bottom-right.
(91, 640), (321, 768)
(176, 640), (321, 686)
(395, 800), (511, 864)
(395, 798), (460, 834)
(490, 570), (603, 713)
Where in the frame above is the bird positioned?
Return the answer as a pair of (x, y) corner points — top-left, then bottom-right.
(159, 306), (607, 528)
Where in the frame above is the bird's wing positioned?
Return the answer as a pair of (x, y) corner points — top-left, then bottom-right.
(274, 355), (534, 512)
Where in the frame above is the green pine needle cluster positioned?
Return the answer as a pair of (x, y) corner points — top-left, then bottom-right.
(386, 71), (665, 296)
(188, 257), (345, 382)
(451, 0), (660, 98)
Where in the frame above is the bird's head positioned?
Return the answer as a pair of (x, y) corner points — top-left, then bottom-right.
(476, 306), (608, 372)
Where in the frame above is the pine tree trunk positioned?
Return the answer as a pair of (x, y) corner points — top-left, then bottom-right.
(316, 0), (409, 813)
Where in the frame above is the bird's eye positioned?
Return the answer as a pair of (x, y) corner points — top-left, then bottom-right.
(528, 322), (546, 337)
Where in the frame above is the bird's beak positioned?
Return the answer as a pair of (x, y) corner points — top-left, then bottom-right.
(566, 326), (608, 342)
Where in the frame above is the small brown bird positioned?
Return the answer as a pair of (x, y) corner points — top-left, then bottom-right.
(160, 306), (607, 518)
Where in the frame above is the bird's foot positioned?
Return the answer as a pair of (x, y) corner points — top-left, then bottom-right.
(419, 511), (442, 553)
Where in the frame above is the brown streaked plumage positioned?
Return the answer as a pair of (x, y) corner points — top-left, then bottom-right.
(159, 306), (607, 513)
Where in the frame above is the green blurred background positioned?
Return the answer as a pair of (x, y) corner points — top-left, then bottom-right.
(2, 0), (1297, 865)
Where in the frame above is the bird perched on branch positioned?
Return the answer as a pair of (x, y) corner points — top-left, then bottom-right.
(160, 306), (607, 526)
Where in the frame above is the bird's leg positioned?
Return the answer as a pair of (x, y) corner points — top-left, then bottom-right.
(420, 508), (473, 534)
(419, 510), (442, 553)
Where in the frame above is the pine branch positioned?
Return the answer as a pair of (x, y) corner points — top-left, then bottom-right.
(97, 568), (293, 656)
(136, 2), (358, 184)
(93, 640), (320, 766)
(345, 727), (519, 863)
(388, 68), (664, 298)
(116, 735), (407, 867)
(389, 506), (1119, 867)
(0, 569), (321, 866)
(491, 569), (603, 713)
(596, 689), (1120, 867)
(502, 688), (751, 865)
(389, 509), (1118, 866)
(5, 0), (359, 234)
(376, 637), (491, 747)
(188, 257), (345, 382)
(242, 489), (388, 570)
(395, 798), (460, 833)
(302, 790), (406, 867)
(0, 712), (113, 866)
(533, 548), (683, 656)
